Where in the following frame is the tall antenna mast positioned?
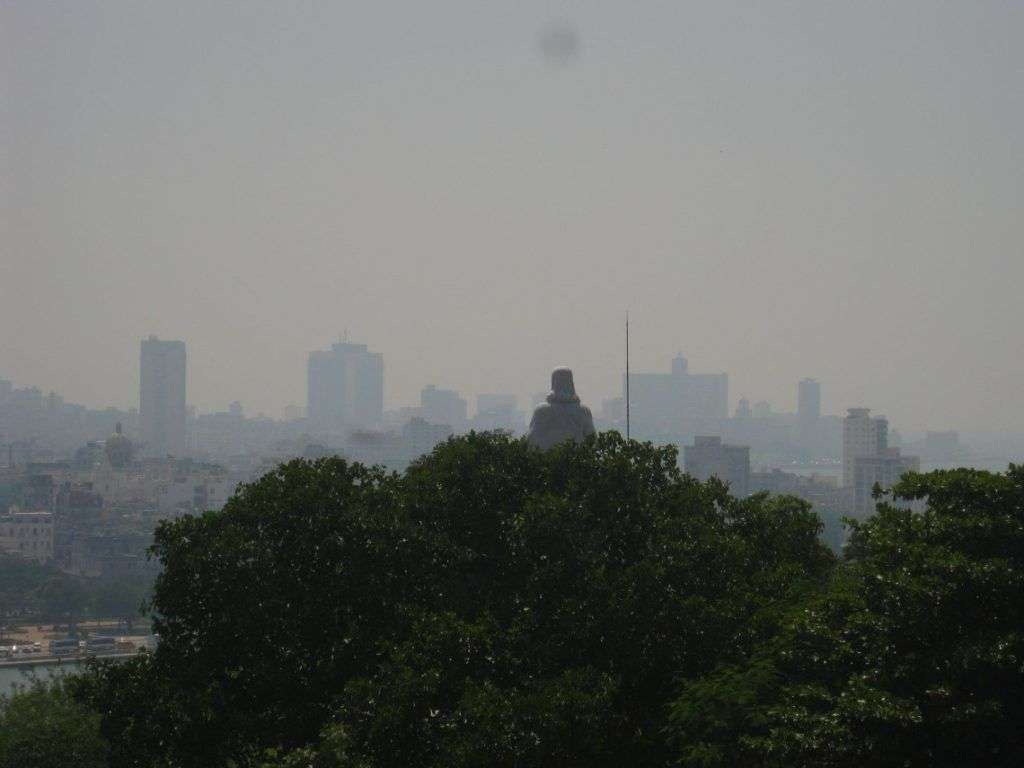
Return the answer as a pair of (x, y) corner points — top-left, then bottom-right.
(625, 312), (631, 440)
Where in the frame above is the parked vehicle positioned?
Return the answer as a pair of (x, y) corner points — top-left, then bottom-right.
(50, 638), (79, 657)
(85, 636), (117, 655)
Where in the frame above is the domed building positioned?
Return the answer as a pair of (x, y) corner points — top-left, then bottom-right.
(104, 422), (134, 469)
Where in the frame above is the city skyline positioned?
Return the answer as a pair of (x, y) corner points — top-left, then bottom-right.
(3, 4), (1023, 763)
(0, 333), (999, 448)
(4, 2), (1023, 433)
(0, 333), (1011, 437)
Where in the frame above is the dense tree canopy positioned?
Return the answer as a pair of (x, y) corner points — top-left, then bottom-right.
(80, 432), (832, 767)
(73, 434), (1024, 768)
(668, 465), (1024, 768)
(0, 677), (107, 768)
(0, 555), (152, 630)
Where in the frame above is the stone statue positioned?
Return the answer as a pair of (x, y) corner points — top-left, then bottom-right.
(527, 367), (596, 450)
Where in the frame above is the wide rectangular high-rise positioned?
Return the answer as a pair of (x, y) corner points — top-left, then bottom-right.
(140, 336), (187, 457)
(626, 354), (728, 435)
(307, 342), (384, 432)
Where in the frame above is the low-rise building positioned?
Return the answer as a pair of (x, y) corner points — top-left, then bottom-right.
(749, 469), (852, 551)
(683, 436), (751, 497)
(472, 394), (525, 434)
(420, 386), (467, 433)
(0, 509), (54, 564)
(68, 530), (156, 578)
(402, 417), (454, 461)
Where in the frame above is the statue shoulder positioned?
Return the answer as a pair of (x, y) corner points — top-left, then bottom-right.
(578, 405), (596, 435)
(529, 402), (555, 425)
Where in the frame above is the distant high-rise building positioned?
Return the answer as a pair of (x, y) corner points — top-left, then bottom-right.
(851, 449), (920, 516)
(420, 385), (467, 431)
(140, 336), (187, 457)
(842, 408), (887, 487)
(307, 342), (384, 432)
(683, 436), (750, 497)
(917, 430), (967, 461)
(798, 379), (821, 422)
(627, 354), (728, 434)
(735, 398), (752, 419)
(842, 407), (918, 515)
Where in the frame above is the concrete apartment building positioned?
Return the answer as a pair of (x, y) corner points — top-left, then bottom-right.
(683, 436), (751, 497)
(307, 342), (384, 433)
(0, 509), (54, 565)
(851, 450), (921, 516)
(843, 407), (920, 515)
(140, 336), (187, 458)
(842, 408), (888, 487)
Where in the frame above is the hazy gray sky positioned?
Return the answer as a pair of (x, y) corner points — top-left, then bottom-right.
(2, 1), (1022, 432)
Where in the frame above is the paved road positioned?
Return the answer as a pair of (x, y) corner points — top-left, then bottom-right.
(0, 650), (141, 668)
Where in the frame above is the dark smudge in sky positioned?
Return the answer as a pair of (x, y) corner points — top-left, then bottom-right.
(538, 22), (579, 66)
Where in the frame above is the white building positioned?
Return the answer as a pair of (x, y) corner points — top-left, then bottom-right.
(842, 408), (888, 488)
(843, 407), (920, 515)
(156, 470), (235, 519)
(851, 449), (920, 516)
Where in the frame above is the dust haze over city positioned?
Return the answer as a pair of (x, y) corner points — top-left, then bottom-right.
(2, 3), (1024, 767)
(3, 1), (1022, 435)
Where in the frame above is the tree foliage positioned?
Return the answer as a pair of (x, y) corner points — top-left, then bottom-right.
(0, 555), (63, 622)
(669, 464), (1024, 768)
(0, 555), (152, 629)
(75, 434), (1024, 768)
(0, 676), (107, 768)
(81, 432), (831, 767)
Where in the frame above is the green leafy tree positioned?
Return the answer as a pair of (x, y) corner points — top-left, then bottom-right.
(669, 465), (1024, 768)
(0, 676), (108, 768)
(37, 575), (87, 631)
(0, 554), (60, 625)
(88, 575), (153, 629)
(82, 432), (832, 768)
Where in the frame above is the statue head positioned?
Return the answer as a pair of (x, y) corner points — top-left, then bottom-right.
(547, 367), (580, 404)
